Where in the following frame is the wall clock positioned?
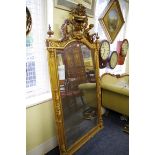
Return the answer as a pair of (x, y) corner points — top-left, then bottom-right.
(109, 51), (118, 69)
(26, 6), (32, 36)
(99, 40), (110, 68)
(98, 0), (125, 43)
(120, 39), (129, 57)
(117, 39), (129, 65)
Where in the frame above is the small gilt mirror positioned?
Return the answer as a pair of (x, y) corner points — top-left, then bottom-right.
(46, 4), (103, 155)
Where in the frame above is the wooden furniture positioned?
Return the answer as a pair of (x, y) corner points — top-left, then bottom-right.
(100, 73), (129, 133)
(100, 73), (129, 116)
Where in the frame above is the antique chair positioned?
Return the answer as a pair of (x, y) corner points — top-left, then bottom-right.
(62, 43), (88, 109)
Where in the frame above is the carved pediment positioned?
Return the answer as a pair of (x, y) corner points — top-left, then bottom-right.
(47, 4), (99, 43)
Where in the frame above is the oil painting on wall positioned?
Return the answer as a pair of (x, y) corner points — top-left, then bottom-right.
(99, 0), (125, 43)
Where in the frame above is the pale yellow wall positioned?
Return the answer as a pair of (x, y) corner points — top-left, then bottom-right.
(53, 8), (69, 39)
(26, 100), (56, 151)
(26, 6), (96, 153)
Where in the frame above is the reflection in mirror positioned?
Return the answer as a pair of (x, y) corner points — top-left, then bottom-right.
(57, 42), (98, 148)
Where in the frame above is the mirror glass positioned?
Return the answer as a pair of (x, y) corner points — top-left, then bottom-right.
(56, 42), (98, 148)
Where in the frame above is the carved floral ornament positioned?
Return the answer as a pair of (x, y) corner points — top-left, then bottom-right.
(47, 4), (99, 43)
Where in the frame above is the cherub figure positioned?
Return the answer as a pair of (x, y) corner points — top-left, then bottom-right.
(61, 19), (71, 41)
(84, 24), (96, 42)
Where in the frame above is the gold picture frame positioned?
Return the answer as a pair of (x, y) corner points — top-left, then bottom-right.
(99, 0), (125, 43)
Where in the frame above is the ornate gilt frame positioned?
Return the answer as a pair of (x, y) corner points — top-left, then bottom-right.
(99, 0), (125, 43)
(46, 4), (103, 155)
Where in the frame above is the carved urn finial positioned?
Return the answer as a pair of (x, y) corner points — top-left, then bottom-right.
(47, 24), (54, 37)
(71, 4), (88, 32)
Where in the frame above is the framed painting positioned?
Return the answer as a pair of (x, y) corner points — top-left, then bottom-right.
(54, 0), (96, 17)
(99, 0), (125, 43)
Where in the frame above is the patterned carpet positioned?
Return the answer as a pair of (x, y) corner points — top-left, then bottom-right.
(45, 110), (129, 155)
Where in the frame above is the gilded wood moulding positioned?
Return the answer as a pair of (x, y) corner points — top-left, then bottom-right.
(46, 4), (103, 155)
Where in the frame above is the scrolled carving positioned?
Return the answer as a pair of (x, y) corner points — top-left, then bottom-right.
(47, 3), (97, 43)
(49, 40), (69, 48)
(71, 4), (88, 32)
(54, 89), (60, 103)
(61, 19), (71, 41)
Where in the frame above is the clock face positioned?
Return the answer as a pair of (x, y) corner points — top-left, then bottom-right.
(100, 40), (110, 61)
(109, 51), (118, 69)
(121, 39), (129, 56)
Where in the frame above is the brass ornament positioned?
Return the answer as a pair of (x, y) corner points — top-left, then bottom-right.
(47, 25), (54, 37)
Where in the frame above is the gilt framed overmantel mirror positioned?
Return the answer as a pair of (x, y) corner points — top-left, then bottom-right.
(46, 4), (103, 155)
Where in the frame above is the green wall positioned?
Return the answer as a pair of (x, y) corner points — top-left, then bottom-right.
(26, 100), (56, 151)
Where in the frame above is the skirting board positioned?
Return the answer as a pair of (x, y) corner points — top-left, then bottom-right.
(27, 136), (58, 155)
